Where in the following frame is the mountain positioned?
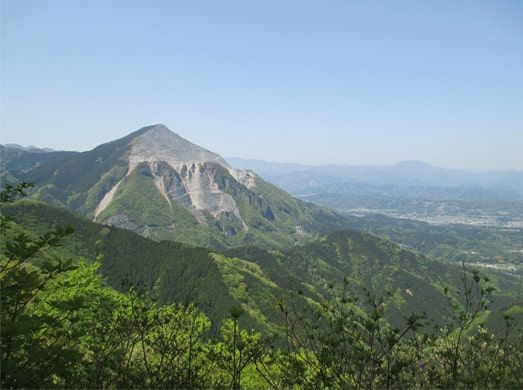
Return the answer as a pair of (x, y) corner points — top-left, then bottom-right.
(4, 124), (348, 249)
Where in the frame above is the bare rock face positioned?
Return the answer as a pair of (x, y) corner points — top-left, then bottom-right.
(229, 168), (257, 189)
(128, 124), (230, 171)
(95, 124), (255, 230)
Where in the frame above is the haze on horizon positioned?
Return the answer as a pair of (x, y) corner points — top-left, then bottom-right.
(1, 0), (522, 170)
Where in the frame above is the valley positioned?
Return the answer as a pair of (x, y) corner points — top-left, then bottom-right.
(297, 192), (523, 228)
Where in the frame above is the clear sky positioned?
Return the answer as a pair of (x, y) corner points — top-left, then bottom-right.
(1, 0), (522, 170)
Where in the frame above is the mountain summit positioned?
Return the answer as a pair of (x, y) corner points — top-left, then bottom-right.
(129, 124), (230, 169)
(11, 124), (348, 248)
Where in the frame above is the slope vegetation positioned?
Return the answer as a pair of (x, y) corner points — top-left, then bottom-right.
(3, 201), (521, 334)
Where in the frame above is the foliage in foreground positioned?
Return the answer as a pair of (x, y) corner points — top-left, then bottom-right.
(1, 183), (522, 388)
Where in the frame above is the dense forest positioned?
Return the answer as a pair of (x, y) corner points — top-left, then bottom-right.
(1, 183), (523, 388)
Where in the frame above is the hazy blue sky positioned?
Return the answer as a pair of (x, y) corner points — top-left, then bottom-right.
(1, 0), (522, 169)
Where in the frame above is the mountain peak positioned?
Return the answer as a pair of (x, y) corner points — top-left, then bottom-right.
(129, 124), (230, 170)
(141, 123), (171, 134)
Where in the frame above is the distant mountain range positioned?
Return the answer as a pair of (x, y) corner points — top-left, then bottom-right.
(227, 158), (523, 194)
(4, 143), (56, 153)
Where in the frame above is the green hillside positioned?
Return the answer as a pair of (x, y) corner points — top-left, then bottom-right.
(3, 200), (521, 335)
(0, 145), (77, 179)
(2, 196), (523, 388)
(0, 200), (242, 331)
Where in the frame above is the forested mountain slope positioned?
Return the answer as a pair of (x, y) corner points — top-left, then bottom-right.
(0, 145), (77, 178)
(3, 198), (522, 389)
(3, 200), (521, 334)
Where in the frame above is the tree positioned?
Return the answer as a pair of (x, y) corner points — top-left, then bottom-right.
(1, 182), (77, 386)
(213, 307), (263, 389)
